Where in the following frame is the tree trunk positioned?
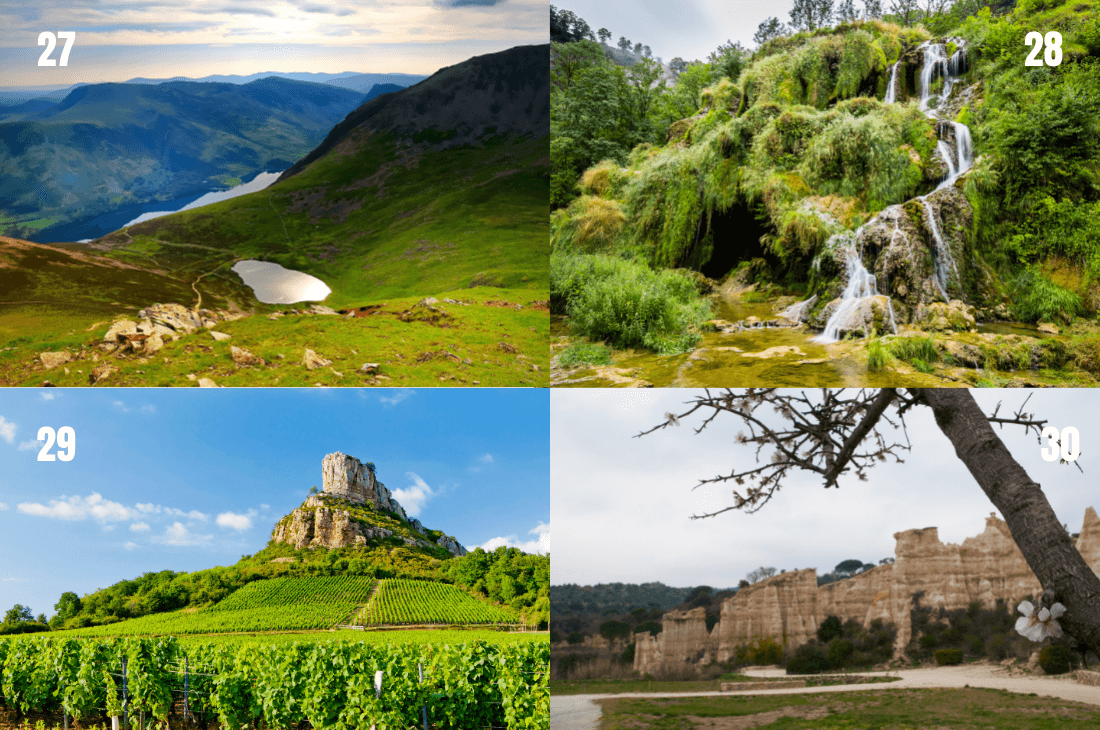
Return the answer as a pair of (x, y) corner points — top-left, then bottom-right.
(913, 388), (1100, 654)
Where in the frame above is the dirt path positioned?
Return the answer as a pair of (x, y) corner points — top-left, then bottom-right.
(552, 665), (1100, 730)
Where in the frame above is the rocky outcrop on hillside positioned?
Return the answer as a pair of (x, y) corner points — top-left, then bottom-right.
(636, 508), (1100, 674)
(270, 453), (468, 557)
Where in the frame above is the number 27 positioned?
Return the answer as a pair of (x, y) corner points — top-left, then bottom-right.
(38, 32), (77, 67)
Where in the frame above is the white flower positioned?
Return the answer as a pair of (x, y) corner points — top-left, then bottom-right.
(1015, 600), (1066, 642)
(665, 412), (681, 427)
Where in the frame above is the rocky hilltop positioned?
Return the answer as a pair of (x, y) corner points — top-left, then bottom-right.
(271, 452), (467, 557)
(636, 508), (1100, 674)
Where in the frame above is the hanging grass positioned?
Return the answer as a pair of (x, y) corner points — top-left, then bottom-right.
(550, 195), (627, 253)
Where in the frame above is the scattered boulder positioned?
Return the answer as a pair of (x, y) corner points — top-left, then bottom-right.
(197, 377), (219, 387)
(303, 349), (331, 370)
(230, 346), (264, 366)
(143, 334), (166, 355)
(104, 320), (139, 343)
(360, 363), (380, 374)
(1038, 322), (1060, 335)
(414, 297), (439, 308)
(40, 351), (72, 370)
(916, 300), (977, 332)
(89, 363), (116, 385)
(742, 346), (805, 359)
(811, 295), (900, 337)
(210, 331), (232, 341)
(309, 304), (339, 315)
(498, 341), (518, 354)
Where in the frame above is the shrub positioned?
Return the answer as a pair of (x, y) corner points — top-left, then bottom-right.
(935, 648), (964, 666)
(826, 638), (855, 666)
(634, 621), (663, 636)
(818, 615), (844, 643)
(551, 253), (713, 353)
(1013, 270), (1082, 324)
(733, 636), (784, 665)
(866, 339), (890, 370)
(1039, 644), (1075, 675)
(621, 642), (636, 663)
(919, 633), (938, 649)
(984, 634), (1008, 660)
(600, 620), (632, 641)
(786, 641), (829, 674)
(888, 335), (939, 363)
(566, 631), (586, 645)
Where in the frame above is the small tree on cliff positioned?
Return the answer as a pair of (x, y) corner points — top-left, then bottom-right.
(638, 389), (1100, 657)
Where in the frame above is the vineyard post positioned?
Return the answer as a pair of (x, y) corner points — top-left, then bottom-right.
(122, 658), (128, 729)
(418, 663), (427, 730)
(184, 656), (189, 722)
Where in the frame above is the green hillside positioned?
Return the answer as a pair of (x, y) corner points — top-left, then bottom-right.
(356, 579), (519, 626)
(0, 44), (550, 386)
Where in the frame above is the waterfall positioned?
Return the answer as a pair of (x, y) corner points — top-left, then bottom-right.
(812, 244), (897, 344)
(778, 295), (817, 323)
(884, 61), (900, 104)
(918, 197), (960, 301)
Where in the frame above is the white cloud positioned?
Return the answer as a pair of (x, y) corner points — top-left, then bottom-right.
(167, 508), (210, 521)
(216, 511), (254, 531)
(124, 542), (138, 550)
(481, 522), (549, 555)
(152, 522), (212, 547)
(18, 492), (135, 522)
(17, 440), (40, 451)
(392, 472), (437, 517)
(479, 453), (494, 464)
(39, 393), (57, 401)
(379, 389), (414, 406)
(0, 416), (16, 444)
(130, 522), (150, 532)
(112, 400), (155, 415)
(0, 503), (7, 511)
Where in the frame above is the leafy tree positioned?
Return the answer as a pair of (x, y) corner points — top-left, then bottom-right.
(598, 27), (611, 44)
(835, 559), (865, 576)
(863, 0), (884, 18)
(888, 0), (919, 25)
(669, 57), (688, 75)
(836, 0), (860, 23)
(633, 42), (644, 56)
(639, 389), (1100, 659)
(4, 604), (33, 624)
(599, 619), (633, 641)
(54, 591), (81, 622)
(35, 613), (46, 624)
(790, 0), (835, 31)
(642, 45), (653, 59)
(818, 615), (844, 642)
(754, 17), (790, 46)
(618, 36), (631, 52)
(708, 40), (749, 82)
(746, 566), (778, 583)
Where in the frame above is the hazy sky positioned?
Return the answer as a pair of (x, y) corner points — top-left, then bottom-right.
(0, 0), (546, 87)
(559, 0), (843, 61)
(0, 388), (549, 618)
(552, 389), (1097, 590)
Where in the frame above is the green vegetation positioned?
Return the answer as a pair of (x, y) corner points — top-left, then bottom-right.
(595, 688), (1100, 728)
(357, 579), (518, 626)
(785, 616), (896, 673)
(0, 636), (548, 729)
(1012, 270), (1083, 324)
(557, 342), (613, 367)
(551, 253), (712, 354)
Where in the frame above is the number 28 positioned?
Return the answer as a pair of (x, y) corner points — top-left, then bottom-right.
(1025, 31), (1062, 67)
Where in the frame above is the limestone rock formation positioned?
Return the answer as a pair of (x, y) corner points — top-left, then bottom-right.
(636, 508), (1100, 674)
(270, 453), (468, 557)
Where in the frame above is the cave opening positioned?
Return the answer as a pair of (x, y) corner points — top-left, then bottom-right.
(699, 202), (775, 280)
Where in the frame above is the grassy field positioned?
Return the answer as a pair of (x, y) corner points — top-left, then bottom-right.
(551, 674), (899, 695)
(596, 688), (1100, 728)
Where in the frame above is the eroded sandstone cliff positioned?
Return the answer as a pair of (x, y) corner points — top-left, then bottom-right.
(636, 508), (1100, 674)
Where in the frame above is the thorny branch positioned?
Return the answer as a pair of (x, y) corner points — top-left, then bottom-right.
(636, 388), (1076, 518)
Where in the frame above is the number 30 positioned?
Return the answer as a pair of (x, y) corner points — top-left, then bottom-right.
(1041, 426), (1079, 463)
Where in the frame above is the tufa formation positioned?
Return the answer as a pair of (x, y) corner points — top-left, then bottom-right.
(636, 508), (1100, 674)
(271, 452), (467, 556)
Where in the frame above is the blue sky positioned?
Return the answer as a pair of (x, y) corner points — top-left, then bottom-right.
(0, 0), (545, 87)
(0, 388), (549, 618)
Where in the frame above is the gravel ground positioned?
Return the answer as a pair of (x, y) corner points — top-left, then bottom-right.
(550, 664), (1100, 730)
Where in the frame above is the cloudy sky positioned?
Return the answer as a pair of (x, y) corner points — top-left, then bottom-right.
(552, 389), (1097, 590)
(559, 0), (846, 62)
(0, 0), (545, 88)
(0, 388), (549, 618)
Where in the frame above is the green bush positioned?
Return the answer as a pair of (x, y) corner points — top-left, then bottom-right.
(866, 339), (890, 371)
(818, 615), (844, 643)
(1013, 271), (1082, 324)
(888, 336), (939, 363)
(787, 641), (829, 674)
(826, 638), (855, 666)
(634, 621), (663, 636)
(621, 642), (636, 663)
(733, 636), (784, 665)
(1039, 644), (1075, 675)
(599, 620), (632, 641)
(551, 253), (713, 354)
(935, 648), (964, 666)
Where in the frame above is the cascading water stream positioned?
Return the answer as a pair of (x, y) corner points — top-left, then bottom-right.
(918, 196), (960, 301)
(884, 61), (901, 104)
(812, 243), (897, 344)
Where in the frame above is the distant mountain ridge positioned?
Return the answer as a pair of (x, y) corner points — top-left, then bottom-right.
(0, 77), (366, 240)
